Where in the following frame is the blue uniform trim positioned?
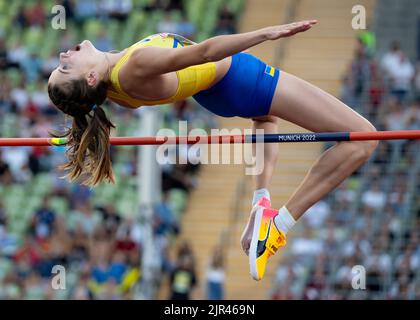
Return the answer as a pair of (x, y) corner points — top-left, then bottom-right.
(192, 53), (280, 118)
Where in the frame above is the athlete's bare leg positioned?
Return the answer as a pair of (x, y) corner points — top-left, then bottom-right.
(240, 71), (377, 254)
(240, 116), (279, 254)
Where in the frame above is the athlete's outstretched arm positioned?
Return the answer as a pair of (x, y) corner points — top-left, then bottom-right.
(131, 20), (317, 76)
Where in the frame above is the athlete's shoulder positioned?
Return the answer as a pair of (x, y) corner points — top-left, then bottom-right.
(136, 33), (196, 48)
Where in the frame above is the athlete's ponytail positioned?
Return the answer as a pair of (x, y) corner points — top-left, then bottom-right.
(48, 79), (116, 187)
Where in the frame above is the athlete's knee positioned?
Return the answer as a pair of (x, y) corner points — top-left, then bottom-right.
(357, 121), (378, 158)
(348, 139), (377, 165)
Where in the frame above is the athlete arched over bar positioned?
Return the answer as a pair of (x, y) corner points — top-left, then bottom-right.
(47, 21), (378, 281)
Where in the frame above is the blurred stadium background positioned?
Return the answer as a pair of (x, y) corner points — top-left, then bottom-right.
(0, 0), (419, 300)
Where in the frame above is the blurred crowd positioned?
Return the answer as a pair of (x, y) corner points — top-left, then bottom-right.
(0, 0), (241, 299)
(270, 33), (420, 300)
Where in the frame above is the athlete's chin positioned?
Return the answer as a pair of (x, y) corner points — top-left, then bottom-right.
(81, 40), (98, 53)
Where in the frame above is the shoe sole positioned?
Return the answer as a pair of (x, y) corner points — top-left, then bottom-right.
(249, 207), (264, 281)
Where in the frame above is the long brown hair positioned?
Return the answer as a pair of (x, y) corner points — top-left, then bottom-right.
(48, 78), (116, 187)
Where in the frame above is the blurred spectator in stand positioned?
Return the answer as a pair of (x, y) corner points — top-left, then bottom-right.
(23, 271), (45, 299)
(102, 0), (132, 22)
(368, 69), (385, 119)
(0, 38), (9, 70)
(74, 0), (97, 24)
(335, 256), (358, 292)
(384, 98), (406, 131)
(303, 256), (328, 300)
(69, 226), (89, 262)
(0, 271), (22, 299)
(349, 39), (371, 110)
(291, 223), (324, 257)
(89, 225), (113, 264)
(177, 14), (196, 39)
(0, 73), (12, 112)
(162, 164), (196, 193)
(21, 52), (42, 83)
(14, 5), (28, 29)
(90, 257), (109, 287)
(340, 74), (356, 108)
(154, 191), (179, 237)
(214, 4), (237, 35)
(47, 216), (72, 265)
(372, 141), (391, 175)
(334, 200), (352, 224)
(1, 145), (32, 183)
(334, 180), (356, 204)
(381, 42), (414, 102)
(31, 80), (50, 115)
(341, 230), (371, 258)
(365, 264), (383, 295)
(108, 251), (128, 283)
(205, 246), (225, 300)
(0, 201), (6, 227)
(68, 202), (101, 236)
(169, 253), (197, 300)
(14, 236), (41, 270)
(165, 0), (184, 13)
(29, 197), (57, 240)
(120, 250), (141, 294)
(0, 207), (18, 256)
(41, 53), (60, 80)
(69, 184), (93, 206)
(157, 12), (180, 34)
(361, 180), (386, 210)
(271, 258), (301, 299)
(115, 218), (142, 253)
(358, 29), (376, 58)
(390, 53), (415, 102)
(72, 273), (92, 299)
(59, 0), (75, 22)
(143, 0), (167, 12)
(388, 182), (407, 216)
(403, 101), (420, 130)
(26, 1), (46, 28)
(303, 199), (331, 229)
(95, 29), (113, 52)
(271, 278), (296, 299)
(176, 240), (195, 263)
(0, 150), (13, 184)
(414, 61), (420, 100)
(99, 279), (120, 300)
(35, 247), (56, 278)
(381, 41), (402, 77)
(98, 204), (122, 236)
(366, 242), (392, 275)
(7, 41), (28, 70)
(10, 76), (29, 113)
(388, 272), (415, 299)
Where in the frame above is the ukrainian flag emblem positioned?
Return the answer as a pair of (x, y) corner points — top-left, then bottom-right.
(265, 65), (275, 77)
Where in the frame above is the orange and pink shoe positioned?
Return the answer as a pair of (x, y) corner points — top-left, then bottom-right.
(248, 197), (287, 281)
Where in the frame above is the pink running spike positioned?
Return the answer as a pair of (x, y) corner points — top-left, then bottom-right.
(257, 197), (278, 218)
(257, 197), (271, 208)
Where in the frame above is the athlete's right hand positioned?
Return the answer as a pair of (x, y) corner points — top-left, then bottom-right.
(263, 20), (318, 40)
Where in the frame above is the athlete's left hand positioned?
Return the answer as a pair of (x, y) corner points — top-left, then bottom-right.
(263, 20), (318, 40)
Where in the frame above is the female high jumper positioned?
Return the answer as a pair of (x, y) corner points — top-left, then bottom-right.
(48, 20), (378, 281)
